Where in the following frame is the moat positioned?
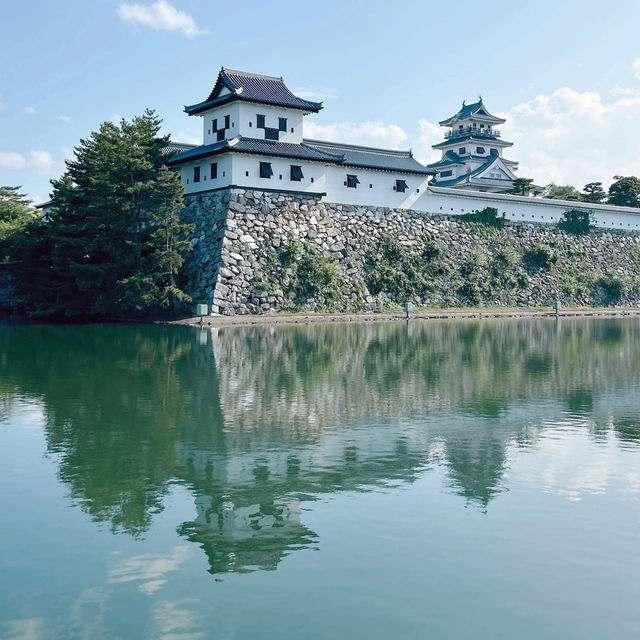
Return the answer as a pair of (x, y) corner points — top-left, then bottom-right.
(1, 318), (639, 639)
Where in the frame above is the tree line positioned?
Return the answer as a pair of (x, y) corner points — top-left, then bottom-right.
(508, 176), (640, 207)
(0, 110), (194, 320)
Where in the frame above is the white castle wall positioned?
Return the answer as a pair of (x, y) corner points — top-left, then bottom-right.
(419, 187), (640, 230)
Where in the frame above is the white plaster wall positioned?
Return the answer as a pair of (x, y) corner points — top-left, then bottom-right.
(236, 103), (304, 143)
(230, 154), (325, 193)
(200, 104), (242, 145)
(415, 188), (640, 230)
(179, 155), (233, 194)
(322, 165), (431, 208)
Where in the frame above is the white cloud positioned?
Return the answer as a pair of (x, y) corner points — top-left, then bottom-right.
(633, 58), (640, 80)
(59, 115), (72, 123)
(29, 151), (56, 173)
(0, 151), (27, 170)
(293, 86), (338, 101)
(414, 119), (442, 165)
(23, 106), (36, 115)
(500, 87), (640, 188)
(0, 150), (57, 173)
(118, 0), (205, 38)
(174, 130), (201, 146)
(304, 120), (408, 149)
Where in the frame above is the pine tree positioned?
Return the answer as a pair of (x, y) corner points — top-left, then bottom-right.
(11, 110), (194, 318)
(582, 182), (606, 204)
(608, 176), (640, 208)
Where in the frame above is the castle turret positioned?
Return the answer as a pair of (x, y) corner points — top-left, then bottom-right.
(427, 98), (518, 193)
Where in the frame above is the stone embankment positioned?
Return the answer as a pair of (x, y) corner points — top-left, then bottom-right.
(180, 188), (640, 315)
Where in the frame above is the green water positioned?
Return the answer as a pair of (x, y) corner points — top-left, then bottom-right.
(0, 319), (639, 639)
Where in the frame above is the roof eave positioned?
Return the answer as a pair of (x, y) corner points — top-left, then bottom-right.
(185, 94), (323, 116)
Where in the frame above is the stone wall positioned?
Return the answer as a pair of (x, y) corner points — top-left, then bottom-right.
(182, 188), (640, 315)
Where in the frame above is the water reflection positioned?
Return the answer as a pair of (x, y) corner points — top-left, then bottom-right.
(1, 318), (640, 575)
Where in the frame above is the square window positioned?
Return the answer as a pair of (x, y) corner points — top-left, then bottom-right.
(459, 147), (466, 155)
(395, 179), (408, 192)
(193, 166), (200, 183)
(279, 117), (287, 132)
(476, 147), (485, 154)
(259, 162), (273, 179)
(217, 130), (225, 141)
(210, 163), (217, 179)
(257, 114), (265, 128)
(265, 128), (279, 141)
(290, 165), (304, 181)
(346, 174), (359, 188)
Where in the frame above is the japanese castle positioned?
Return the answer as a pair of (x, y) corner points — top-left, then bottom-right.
(169, 68), (435, 207)
(167, 68), (640, 230)
(426, 98), (518, 192)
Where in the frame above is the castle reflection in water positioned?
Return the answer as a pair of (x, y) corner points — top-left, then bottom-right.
(1, 318), (639, 575)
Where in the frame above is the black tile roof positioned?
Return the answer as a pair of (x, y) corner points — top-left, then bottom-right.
(169, 137), (435, 176)
(185, 68), (323, 115)
(439, 98), (505, 126)
(427, 150), (464, 169)
(168, 137), (343, 166)
(304, 140), (435, 175)
(432, 134), (513, 150)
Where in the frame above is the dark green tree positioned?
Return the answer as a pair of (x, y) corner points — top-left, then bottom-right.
(558, 208), (592, 235)
(581, 182), (606, 204)
(508, 177), (535, 196)
(543, 183), (582, 201)
(0, 186), (35, 223)
(10, 111), (194, 318)
(608, 176), (640, 208)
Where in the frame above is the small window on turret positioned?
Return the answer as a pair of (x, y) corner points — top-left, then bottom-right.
(459, 147), (466, 155)
(346, 175), (359, 188)
(279, 118), (287, 132)
(257, 114), (265, 128)
(259, 162), (273, 179)
(476, 147), (485, 154)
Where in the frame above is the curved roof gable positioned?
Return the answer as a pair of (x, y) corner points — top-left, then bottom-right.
(185, 67), (323, 115)
(439, 98), (506, 126)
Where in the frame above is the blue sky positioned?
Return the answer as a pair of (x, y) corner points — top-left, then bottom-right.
(2, 0), (640, 203)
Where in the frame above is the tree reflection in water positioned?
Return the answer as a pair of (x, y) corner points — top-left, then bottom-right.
(1, 318), (639, 574)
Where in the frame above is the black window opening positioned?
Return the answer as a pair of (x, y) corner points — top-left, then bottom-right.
(395, 179), (408, 192)
(290, 165), (304, 181)
(440, 170), (453, 177)
(265, 128), (279, 141)
(476, 147), (485, 154)
(217, 130), (225, 141)
(257, 114), (266, 128)
(212, 119), (217, 132)
(459, 147), (466, 154)
(346, 175), (359, 188)
(193, 166), (200, 183)
(210, 162), (217, 179)
(259, 162), (273, 179)
(224, 114), (230, 128)
(279, 117), (287, 132)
